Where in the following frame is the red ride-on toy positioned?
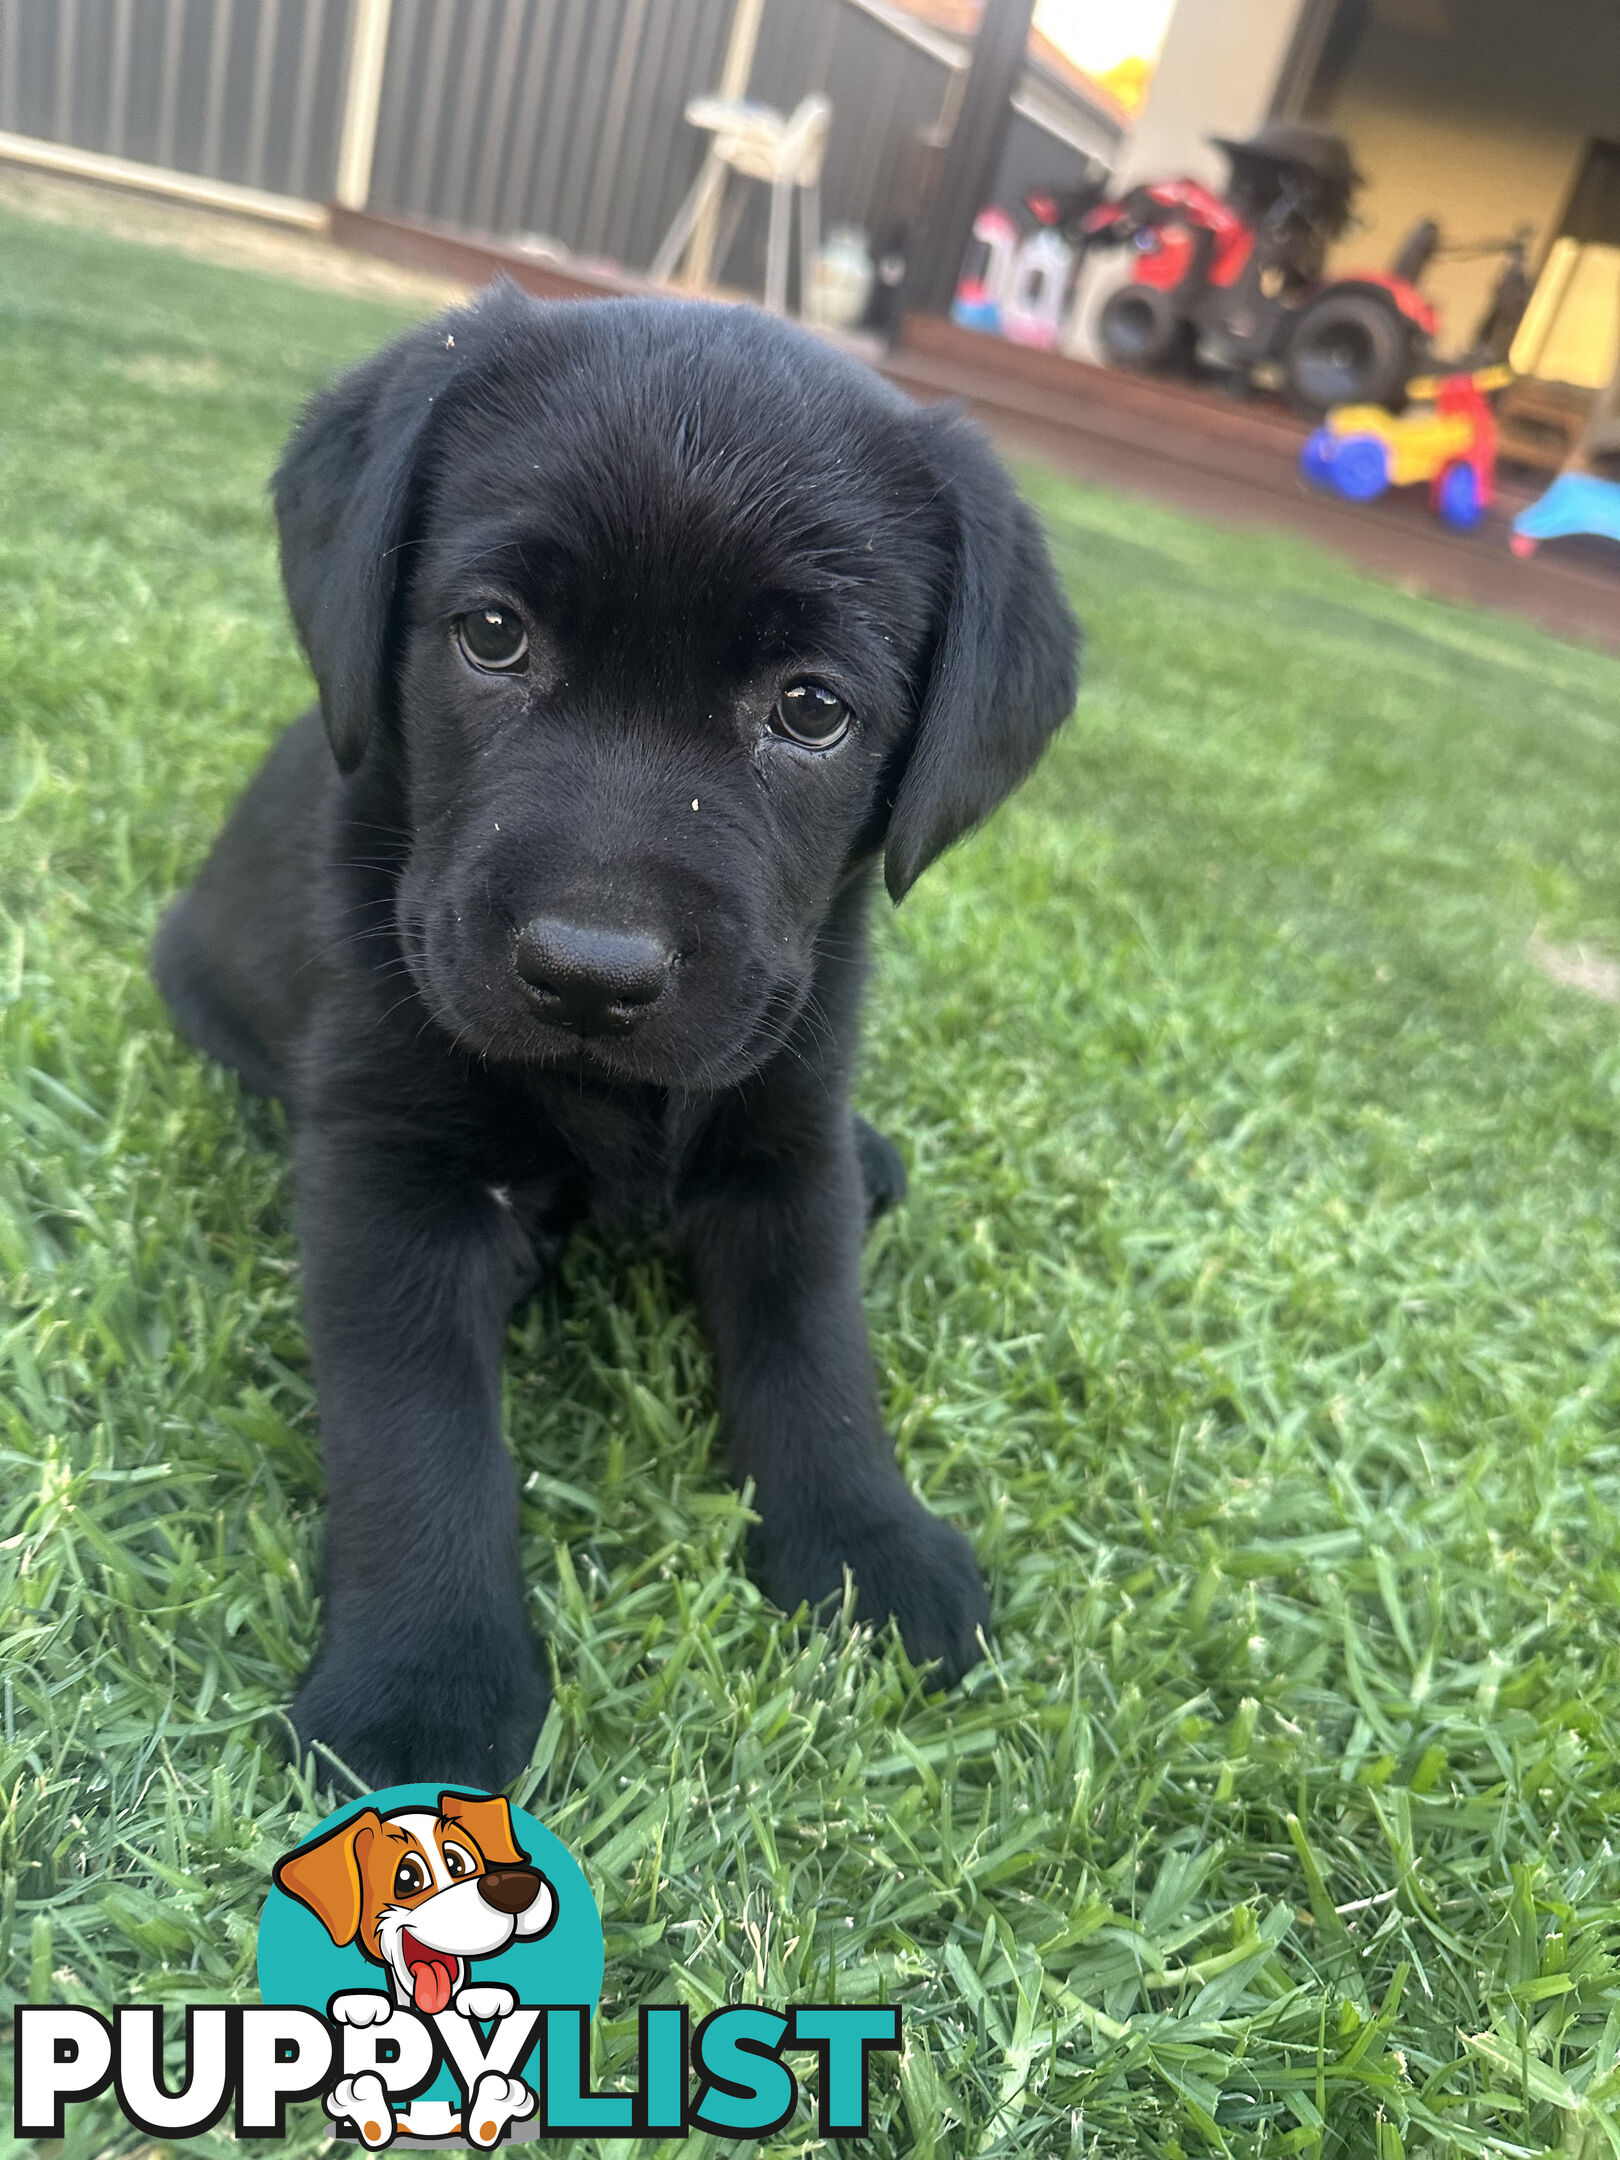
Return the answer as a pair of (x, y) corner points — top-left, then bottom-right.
(1081, 121), (1439, 411)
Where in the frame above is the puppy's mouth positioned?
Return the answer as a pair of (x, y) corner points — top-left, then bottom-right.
(519, 972), (809, 1091)
(408, 919), (809, 1091)
(400, 1930), (463, 2015)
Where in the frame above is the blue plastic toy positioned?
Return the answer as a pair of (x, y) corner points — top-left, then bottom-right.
(1510, 471), (1620, 555)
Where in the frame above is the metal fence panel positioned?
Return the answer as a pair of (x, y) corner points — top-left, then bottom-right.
(365, 0), (1107, 288)
(0, 0), (355, 199)
(373, 0), (941, 276)
(367, 0), (736, 266)
(992, 106), (1110, 214)
(0, 0), (1118, 293)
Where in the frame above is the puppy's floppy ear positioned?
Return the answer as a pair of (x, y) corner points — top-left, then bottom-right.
(272, 284), (529, 772)
(272, 1808), (382, 1946)
(884, 405), (1081, 902)
(438, 1790), (530, 1869)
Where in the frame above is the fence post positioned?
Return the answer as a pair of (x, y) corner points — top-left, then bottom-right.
(334, 0), (394, 210)
(904, 0), (1035, 316)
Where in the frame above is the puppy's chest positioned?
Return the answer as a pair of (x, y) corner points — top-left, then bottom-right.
(501, 1077), (685, 1234)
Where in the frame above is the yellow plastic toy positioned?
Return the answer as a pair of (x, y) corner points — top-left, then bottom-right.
(1300, 366), (1508, 530)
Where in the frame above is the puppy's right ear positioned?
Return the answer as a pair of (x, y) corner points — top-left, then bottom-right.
(272, 1808), (381, 1946)
(272, 312), (471, 772)
(438, 1790), (530, 1868)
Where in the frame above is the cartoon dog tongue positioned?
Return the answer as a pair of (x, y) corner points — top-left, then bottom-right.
(402, 1933), (458, 2015)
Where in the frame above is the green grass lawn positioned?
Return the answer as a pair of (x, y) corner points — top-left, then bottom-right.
(7, 207), (1620, 2160)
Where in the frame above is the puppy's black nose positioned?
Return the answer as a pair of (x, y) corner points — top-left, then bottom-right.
(513, 917), (671, 1034)
(477, 1866), (543, 1914)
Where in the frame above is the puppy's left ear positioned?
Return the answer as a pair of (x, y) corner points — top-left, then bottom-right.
(884, 406), (1081, 902)
(438, 1790), (530, 1869)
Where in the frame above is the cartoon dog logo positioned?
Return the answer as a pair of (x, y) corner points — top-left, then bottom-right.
(274, 1790), (557, 2146)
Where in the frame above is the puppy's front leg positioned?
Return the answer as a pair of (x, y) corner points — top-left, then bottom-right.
(678, 1132), (989, 1682)
(289, 1125), (548, 1789)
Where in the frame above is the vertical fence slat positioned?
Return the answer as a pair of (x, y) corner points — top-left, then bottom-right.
(438, 0), (497, 227)
(552, 0), (623, 248)
(598, 0), (677, 264)
(469, 0), (527, 233)
(805, 2), (839, 92)
(106, 0), (136, 157)
(848, 29), (904, 225)
(526, 0), (591, 242)
(286, 0), (329, 197)
(494, 0), (555, 236)
(155, 0), (188, 166)
(200, 0), (234, 177)
(55, 0), (80, 143)
(367, 0), (421, 210)
(1, 0), (21, 134)
(245, 0), (281, 188)
(581, 0), (647, 260)
(403, 0), (457, 214)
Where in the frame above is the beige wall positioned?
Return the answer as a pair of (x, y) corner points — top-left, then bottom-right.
(1117, 0), (1307, 186)
(1321, 0), (1620, 368)
(1066, 0), (1305, 353)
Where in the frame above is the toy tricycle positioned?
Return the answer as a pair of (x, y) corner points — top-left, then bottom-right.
(1299, 367), (1503, 530)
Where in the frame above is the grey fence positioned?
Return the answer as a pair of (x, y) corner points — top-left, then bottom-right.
(0, 0), (356, 202)
(368, 0), (1116, 287)
(368, 0), (737, 267)
(0, 0), (1120, 283)
(367, 0), (985, 284)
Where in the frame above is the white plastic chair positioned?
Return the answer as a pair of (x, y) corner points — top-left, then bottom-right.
(650, 94), (831, 315)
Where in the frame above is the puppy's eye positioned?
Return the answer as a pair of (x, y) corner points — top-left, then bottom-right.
(442, 1844), (475, 1879)
(394, 1856), (429, 1897)
(771, 680), (852, 748)
(455, 606), (529, 673)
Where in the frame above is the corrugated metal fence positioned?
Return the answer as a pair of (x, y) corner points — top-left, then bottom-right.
(370, 0), (741, 267)
(0, 0), (1118, 277)
(366, 0), (983, 283)
(0, 0), (356, 203)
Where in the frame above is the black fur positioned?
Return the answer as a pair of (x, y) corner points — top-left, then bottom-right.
(151, 286), (1079, 1789)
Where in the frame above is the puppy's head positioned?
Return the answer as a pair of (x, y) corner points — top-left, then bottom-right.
(273, 1791), (556, 2013)
(275, 285), (1079, 1087)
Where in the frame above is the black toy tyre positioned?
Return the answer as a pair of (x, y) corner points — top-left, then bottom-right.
(1284, 289), (1413, 412)
(1098, 283), (1185, 371)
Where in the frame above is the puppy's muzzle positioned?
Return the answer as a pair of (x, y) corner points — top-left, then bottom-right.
(513, 916), (673, 1036)
(477, 1865), (545, 1915)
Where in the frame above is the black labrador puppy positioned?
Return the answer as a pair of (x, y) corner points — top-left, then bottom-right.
(153, 285), (1079, 1789)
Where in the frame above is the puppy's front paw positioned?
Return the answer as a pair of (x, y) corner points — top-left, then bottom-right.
(292, 1626), (551, 1790)
(465, 2071), (537, 2149)
(454, 1984), (518, 2023)
(757, 1498), (989, 1683)
(330, 1991), (394, 2028)
(327, 2071), (396, 2148)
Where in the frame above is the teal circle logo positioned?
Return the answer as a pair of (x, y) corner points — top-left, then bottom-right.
(257, 1786), (602, 2139)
